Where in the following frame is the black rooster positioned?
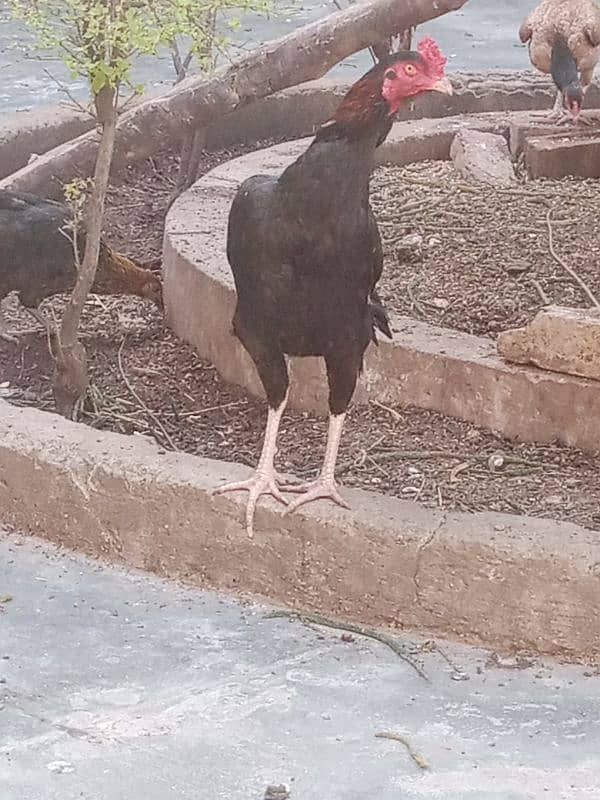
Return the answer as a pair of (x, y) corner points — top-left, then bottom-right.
(216, 39), (452, 537)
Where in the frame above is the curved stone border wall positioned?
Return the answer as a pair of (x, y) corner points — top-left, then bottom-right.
(163, 111), (600, 452)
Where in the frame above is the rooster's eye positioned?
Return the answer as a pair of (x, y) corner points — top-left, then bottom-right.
(384, 69), (397, 81)
(404, 64), (417, 76)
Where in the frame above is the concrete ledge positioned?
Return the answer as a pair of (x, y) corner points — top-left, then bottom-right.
(526, 132), (600, 180)
(163, 112), (600, 452)
(0, 105), (93, 181)
(1, 397), (598, 661)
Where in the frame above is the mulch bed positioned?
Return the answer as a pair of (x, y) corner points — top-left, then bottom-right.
(1, 146), (599, 532)
(371, 160), (600, 338)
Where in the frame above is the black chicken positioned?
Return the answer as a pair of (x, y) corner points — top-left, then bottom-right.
(0, 189), (162, 342)
(216, 38), (452, 537)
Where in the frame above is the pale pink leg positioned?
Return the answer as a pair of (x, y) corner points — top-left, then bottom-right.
(282, 413), (350, 514)
(214, 394), (289, 538)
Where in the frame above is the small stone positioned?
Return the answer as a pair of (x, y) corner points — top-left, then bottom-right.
(431, 297), (449, 310)
(395, 233), (423, 263)
(504, 260), (530, 275)
(264, 786), (290, 800)
(450, 129), (517, 187)
(544, 495), (562, 506)
(488, 454), (505, 472)
(47, 761), (75, 774)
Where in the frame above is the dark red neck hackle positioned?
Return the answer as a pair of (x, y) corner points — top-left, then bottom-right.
(331, 67), (390, 130)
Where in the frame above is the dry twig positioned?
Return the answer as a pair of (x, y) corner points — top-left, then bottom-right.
(546, 209), (600, 308)
(265, 609), (428, 681)
(375, 731), (429, 770)
(117, 338), (178, 450)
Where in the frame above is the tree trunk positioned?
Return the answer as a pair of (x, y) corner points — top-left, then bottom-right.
(3, 0), (469, 195)
(52, 85), (118, 418)
(172, 8), (216, 198)
(171, 126), (207, 202)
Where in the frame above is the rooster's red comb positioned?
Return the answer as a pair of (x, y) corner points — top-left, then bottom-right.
(417, 36), (447, 79)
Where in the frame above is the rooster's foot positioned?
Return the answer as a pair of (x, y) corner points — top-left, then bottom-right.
(281, 478), (350, 515)
(214, 469), (289, 538)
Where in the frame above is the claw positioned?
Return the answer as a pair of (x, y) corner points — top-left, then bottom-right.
(214, 471), (288, 538)
(283, 479), (350, 515)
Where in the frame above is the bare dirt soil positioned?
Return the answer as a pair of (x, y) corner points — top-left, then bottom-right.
(371, 160), (600, 338)
(1, 149), (599, 532)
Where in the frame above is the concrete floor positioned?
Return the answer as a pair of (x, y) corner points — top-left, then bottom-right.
(1, 528), (599, 800)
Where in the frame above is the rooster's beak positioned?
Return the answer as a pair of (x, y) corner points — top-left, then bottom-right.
(430, 77), (453, 95)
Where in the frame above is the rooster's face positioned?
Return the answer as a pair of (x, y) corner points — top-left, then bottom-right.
(381, 37), (453, 114)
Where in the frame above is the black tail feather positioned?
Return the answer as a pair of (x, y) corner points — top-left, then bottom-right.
(369, 289), (393, 343)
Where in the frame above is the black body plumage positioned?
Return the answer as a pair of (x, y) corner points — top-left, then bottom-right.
(226, 93), (393, 415)
(0, 189), (79, 308)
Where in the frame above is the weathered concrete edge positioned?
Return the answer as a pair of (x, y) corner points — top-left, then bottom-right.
(0, 105), (93, 181)
(0, 70), (590, 197)
(1, 397), (598, 661)
(163, 111), (600, 451)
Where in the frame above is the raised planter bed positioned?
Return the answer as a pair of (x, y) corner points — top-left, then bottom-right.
(163, 111), (600, 452)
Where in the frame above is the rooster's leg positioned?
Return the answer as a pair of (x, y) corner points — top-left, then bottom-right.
(283, 352), (359, 514)
(282, 412), (350, 514)
(214, 392), (289, 538)
(546, 91), (571, 123)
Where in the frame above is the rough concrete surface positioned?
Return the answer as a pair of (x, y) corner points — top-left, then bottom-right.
(524, 131), (600, 180)
(1, 398), (600, 661)
(2, 529), (600, 800)
(508, 118), (596, 157)
(450, 128), (516, 186)
(163, 113), (600, 453)
(498, 306), (600, 381)
(0, 105), (93, 181)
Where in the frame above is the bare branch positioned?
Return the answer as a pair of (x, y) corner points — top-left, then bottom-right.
(4, 0), (469, 192)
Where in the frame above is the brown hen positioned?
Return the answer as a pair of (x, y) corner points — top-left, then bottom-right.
(519, 0), (600, 122)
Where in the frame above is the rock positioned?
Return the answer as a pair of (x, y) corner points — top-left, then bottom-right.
(431, 297), (449, 310)
(395, 233), (423, 263)
(497, 306), (600, 381)
(503, 259), (529, 275)
(525, 133), (600, 180)
(450, 129), (516, 187)
(264, 786), (290, 800)
(46, 761), (75, 774)
(509, 115), (598, 158)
